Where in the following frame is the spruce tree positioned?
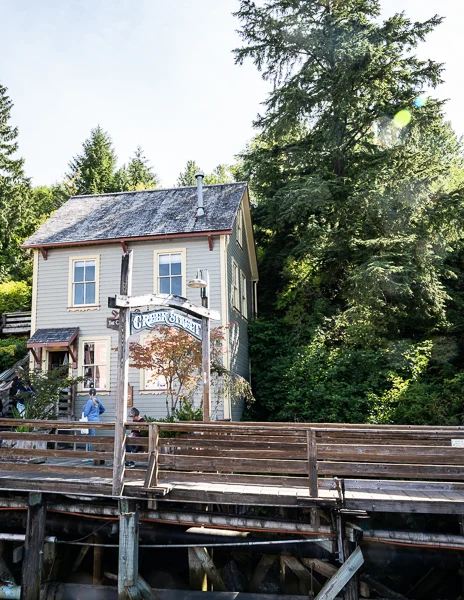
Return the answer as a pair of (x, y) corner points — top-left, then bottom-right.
(176, 160), (202, 187)
(235, 1), (464, 423)
(115, 146), (160, 191)
(67, 126), (117, 195)
(0, 83), (31, 280)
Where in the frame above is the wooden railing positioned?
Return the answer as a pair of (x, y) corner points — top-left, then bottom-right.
(0, 420), (462, 499)
(0, 312), (31, 335)
(139, 421), (464, 498)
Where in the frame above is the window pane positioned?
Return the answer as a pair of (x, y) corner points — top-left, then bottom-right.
(83, 366), (94, 389)
(171, 277), (182, 296)
(94, 365), (107, 389)
(74, 283), (85, 305)
(85, 262), (96, 281)
(74, 262), (85, 282)
(84, 343), (95, 366)
(85, 283), (96, 305)
(146, 371), (167, 390)
(94, 341), (107, 365)
(159, 255), (170, 276)
(170, 255), (181, 275)
(159, 278), (170, 294)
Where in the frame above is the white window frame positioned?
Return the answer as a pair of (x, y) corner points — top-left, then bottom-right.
(241, 271), (248, 319)
(139, 333), (168, 394)
(77, 336), (111, 393)
(231, 259), (240, 311)
(154, 249), (186, 297)
(236, 205), (243, 248)
(68, 255), (100, 310)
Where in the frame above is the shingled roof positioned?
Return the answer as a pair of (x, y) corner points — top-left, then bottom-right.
(23, 183), (248, 248)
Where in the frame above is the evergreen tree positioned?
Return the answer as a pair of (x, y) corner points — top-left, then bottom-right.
(177, 161), (235, 186)
(115, 146), (160, 191)
(0, 83), (31, 280)
(67, 126), (117, 195)
(176, 160), (202, 187)
(235, 1), (464, 423)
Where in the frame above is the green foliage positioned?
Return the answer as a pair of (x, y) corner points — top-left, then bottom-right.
(16, 366), (83, 421)
(0, 82), (33, 281)
(0, 280), (31, 312)
(115, 146), (160, 191)
(177, 160), (202, 187)
(176, 161), (236, 187)
(67, 126), (117, 195)
(0, 338), (27, 372)
(236, 1), (464, 425)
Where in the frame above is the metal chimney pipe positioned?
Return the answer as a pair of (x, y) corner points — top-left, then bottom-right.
(195, 171), (205, 217)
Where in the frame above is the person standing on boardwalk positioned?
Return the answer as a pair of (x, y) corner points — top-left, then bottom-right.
(125, 407), (146, 468)
(82, 388), (105, 454)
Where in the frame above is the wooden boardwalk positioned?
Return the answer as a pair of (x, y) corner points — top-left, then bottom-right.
(0, 419), (463, 513)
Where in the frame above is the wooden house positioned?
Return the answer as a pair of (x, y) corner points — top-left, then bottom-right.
(22, 177), (258, 421)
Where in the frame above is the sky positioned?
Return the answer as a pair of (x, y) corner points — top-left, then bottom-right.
(0, 0), (462, 188)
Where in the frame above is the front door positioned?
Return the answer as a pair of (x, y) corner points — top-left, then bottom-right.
(47, 351), (71, 418)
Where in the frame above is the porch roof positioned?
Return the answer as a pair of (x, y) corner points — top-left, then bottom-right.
(27, 328), (79, 348)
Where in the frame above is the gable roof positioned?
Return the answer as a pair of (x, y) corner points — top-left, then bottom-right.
(23, 183), (248, 248)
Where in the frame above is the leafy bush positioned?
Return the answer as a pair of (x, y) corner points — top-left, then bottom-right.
(0, 338), (27, 372)
(0, 281), (32, 313)
(249, 316), (435, 424)
(368, 371), (464, 425)
(16, 366), (83, 421)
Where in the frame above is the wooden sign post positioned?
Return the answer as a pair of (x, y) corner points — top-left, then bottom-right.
(110, 270), (220, 496)
(112, 250), (133, 497)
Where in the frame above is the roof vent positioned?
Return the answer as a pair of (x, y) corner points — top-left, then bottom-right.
(195, 171), (205, 217)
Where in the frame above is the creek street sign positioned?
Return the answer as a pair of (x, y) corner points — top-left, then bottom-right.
(130, 308), (202, 340)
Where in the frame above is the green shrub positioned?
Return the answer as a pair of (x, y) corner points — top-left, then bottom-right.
(0, 338), (28, 372)
(0, 281), (32, 313)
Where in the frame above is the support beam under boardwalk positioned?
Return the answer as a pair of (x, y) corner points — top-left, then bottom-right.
(118, 499), (141, 600)
(20, 493), (46, 600)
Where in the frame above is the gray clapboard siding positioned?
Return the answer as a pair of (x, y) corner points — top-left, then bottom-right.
(227, 203), (253, 421)
(35, 237), (224, 421)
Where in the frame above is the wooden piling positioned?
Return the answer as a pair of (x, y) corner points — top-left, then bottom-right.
(188, 547), (208, 591)
(20, 492), (46, 600)
(307, 429), (318, 497)
(118, 499), (141, 600)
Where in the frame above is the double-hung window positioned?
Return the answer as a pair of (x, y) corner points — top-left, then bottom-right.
(139, 334), (168, 392)
(155, 251), (185, 296)
(69, 256), (99, 308)
(80, 338), (109, 391)
(236, 206), (243, 248)
(241, 271), (248, 319)
(232, 260), (240, 311)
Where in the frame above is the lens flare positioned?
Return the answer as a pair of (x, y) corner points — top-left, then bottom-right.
(414, 95), (427, 108)
(393, 110), (412, 128)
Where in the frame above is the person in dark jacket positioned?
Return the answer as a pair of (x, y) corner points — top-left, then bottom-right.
(125, 407), (146, 468)
(82, 388), (105, 454)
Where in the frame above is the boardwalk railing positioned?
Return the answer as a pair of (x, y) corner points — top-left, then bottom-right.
(0, 419), (463, 498)
(0, 312), (31, 335)
(139, 421), (464, 498)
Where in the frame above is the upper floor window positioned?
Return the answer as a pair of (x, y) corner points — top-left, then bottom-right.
(241, 271), (248, 319)
(236, 206), (243, 248)
(68, 256), (100, 309)
(232, 260), (240, 311)
(155, 250), (186, 297)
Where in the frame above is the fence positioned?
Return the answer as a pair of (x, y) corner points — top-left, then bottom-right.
(0, 420), (462, 498)
(0, 312), (31, 335)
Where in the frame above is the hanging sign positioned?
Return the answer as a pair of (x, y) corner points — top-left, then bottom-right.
(106, 310), (120, 330)
(130, 308), (202, 340)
